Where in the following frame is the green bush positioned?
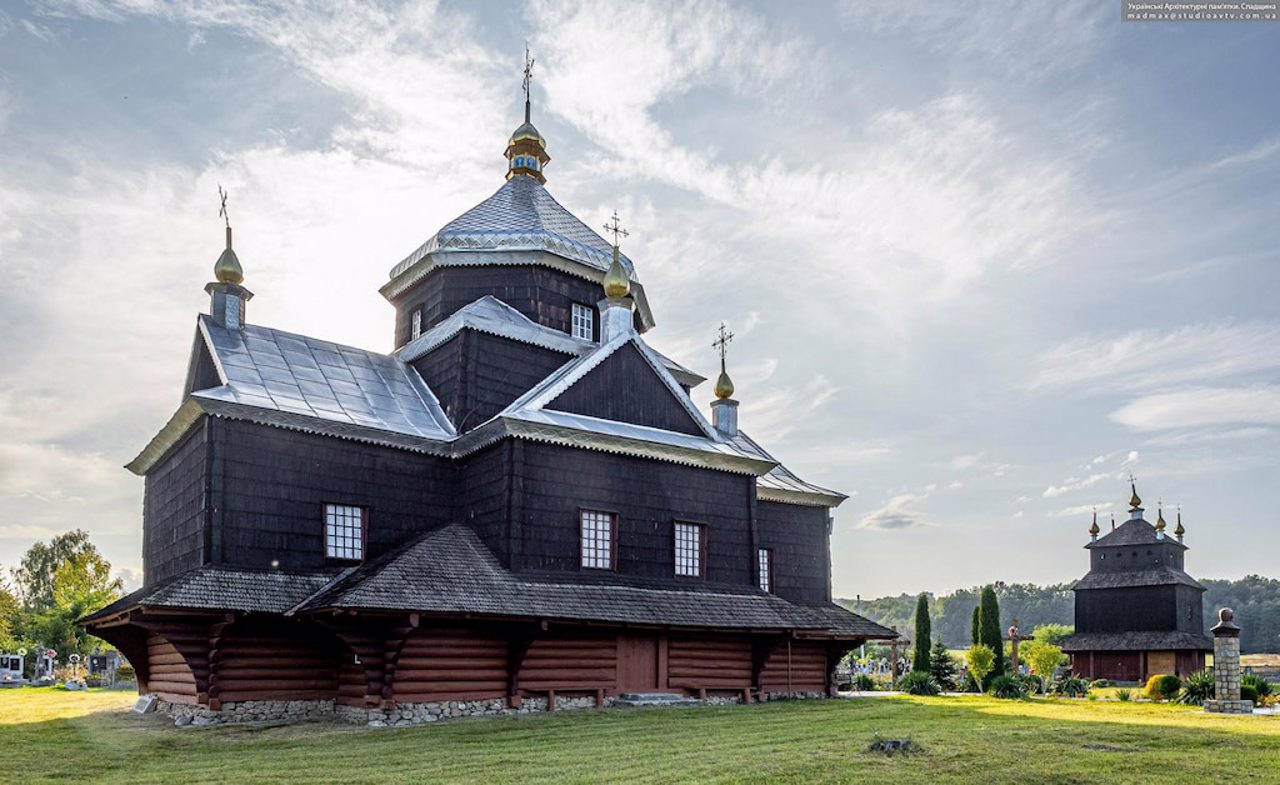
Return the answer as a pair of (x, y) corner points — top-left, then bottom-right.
(1178, 670), (1215, 705)
(897, 671), (942, 696)
(1241, 673), (1273, 699)
(1115, 688), (1133, 702)
(1052, 675), (1090, 698)
(854, 674), (877, 691)
(1089, 679), (1112, 689)
(1240, 684), (1259, 704)
(990, 674), (1027, 699)
(115, 664), (135, 682)
(1145, 673), (1182, 702)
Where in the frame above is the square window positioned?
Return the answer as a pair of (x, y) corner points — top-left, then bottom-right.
(580, 510), (616, 570)
(674, 522), (705, 578)
(757, 548), (773, 593)
(571, 303), (595, 341)
(410, 309), (422, 341)
(325, 504), (365, 561)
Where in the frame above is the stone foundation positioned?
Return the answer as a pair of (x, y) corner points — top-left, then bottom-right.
(158, 698), (336, 726)
(1203, 699), (1254, 715)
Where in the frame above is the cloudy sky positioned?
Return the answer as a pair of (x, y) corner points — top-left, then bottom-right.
(1, 1), (1278, 598)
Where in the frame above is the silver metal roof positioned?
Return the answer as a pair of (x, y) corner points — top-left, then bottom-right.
(388, 176), (637, 282)
(196, 315), (455, 441)
(397, 295), (591, 362)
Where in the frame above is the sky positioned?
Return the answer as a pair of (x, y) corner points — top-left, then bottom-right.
(0, 1), (1278, 599)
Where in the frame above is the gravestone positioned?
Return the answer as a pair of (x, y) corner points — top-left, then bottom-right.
(1204, 608), (1252, 714)
(133, 694), (158, 714)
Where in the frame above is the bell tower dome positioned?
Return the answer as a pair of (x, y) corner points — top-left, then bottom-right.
(506, 46), (550, 183)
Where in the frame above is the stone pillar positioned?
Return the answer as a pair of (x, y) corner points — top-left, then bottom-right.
(1204, 608), (1251, 714)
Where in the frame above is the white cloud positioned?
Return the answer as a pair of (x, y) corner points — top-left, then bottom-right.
(1110, 386), (1280, 431)
(1032, 321), (1280, 393)
(950, 452), (985, 470)
(1043, 472), (1114, 498)
(858, 494), (928, 530)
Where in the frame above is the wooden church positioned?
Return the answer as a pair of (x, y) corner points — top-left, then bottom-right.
(81, 69), (894, 724)
(1059, 485), (1211, 683)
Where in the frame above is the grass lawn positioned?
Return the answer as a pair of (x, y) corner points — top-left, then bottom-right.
(1, 688), (1277, 784)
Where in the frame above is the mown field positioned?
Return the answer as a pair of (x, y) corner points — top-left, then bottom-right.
(1, 687), (1277, 784)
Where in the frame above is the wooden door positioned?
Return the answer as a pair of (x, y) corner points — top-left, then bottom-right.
(617, 634), (659, 692)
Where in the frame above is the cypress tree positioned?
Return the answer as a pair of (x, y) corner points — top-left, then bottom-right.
(979, 585), (1006, 677)
(912, 594), (931, 672)
(971, 605), (981, 646)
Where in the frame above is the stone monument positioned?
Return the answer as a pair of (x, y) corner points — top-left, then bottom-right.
(1204, 608), (1252, 714)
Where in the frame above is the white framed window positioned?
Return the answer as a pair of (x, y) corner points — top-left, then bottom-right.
(410, 309), (422, 341)
(325, 504), (365, 561)
(674, 522), (705, 578)
(571, 303), (595, 341)
(757, 548), (773, 593)
(580, 510), (616, 570)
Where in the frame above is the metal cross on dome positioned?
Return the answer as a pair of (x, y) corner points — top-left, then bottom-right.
(603, 210), (628, 247)
(218, 184), (230, 228)
(713, 321), (735, 364)
(522, 44), (535, 103)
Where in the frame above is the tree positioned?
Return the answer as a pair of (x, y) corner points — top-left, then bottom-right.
(0, 583), (18, 651)
(929, 641), (958, 690)
(1032, 624), (1073, 646)
(912, 594), (931, 672)
(971, 605), (981, 645)
(966, 644), (995, 693)
(12, 530), (96, 611)
(1022, 641), (1064, 694)
(17, 536), (122, 663)
(979, 585), (1005, 679)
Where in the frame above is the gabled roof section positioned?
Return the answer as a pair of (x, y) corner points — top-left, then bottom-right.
(1087, 517), (1186, 550)
(1073, 567), (1205, 591)
(729, 432), (848, 508)
(398, 295), (590, 362)
(1059, 630), (1212, 653)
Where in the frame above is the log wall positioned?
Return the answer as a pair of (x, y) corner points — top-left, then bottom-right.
(759, 640), (828, 695)
(146, 633), (198, 705)
(394, 627), (508, 703)
(667, 636), (752, 692)
(212, 619), (341, 703)
(519, 633), (618, 693)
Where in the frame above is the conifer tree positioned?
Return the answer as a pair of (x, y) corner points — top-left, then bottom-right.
(929, 641), (958, 690)
(979, 585), (1006, 678)
(912, 594), (931, 672)
(971, 605), (981, 645)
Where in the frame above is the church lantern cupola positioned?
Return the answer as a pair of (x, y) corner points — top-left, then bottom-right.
(205, 186), (253, 331)
(1089, 509), (1100, 541)
(598, 211), (636, 342)
(710, 322), (738, 438)
(506, 47), (550, 184)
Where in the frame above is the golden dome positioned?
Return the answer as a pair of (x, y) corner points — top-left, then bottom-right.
(1089, 511), (1100, 536)
(1128, 484), (1142, 509)
(714, 370), (735, 400)
(1174, 511), (1185, 537)
(1155, 507), (1167, 532)
(214, 227), (243, 284)
(603, 245), (631, 298)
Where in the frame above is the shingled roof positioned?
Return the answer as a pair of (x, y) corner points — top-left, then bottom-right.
(1059, 630), (1212, 652)
(1087, 517), (1187, 550)
(1073, 566), (1204, 591)
(299, 524), (895, 639)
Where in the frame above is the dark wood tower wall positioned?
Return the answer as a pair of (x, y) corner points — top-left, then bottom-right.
(142, 420), (211, 584)
(546, 343), (705, 436)
(756, 501), (832, 605)
(391, 266), (642, 349)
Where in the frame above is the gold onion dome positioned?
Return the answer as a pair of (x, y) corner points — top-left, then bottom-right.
(1129, 484), (1142, 509)
(603, 246), (631, 298)
(1155, 507), (1167, 532)
(714, 370), (735, 400)
(1175, 511), (1185, 537)
(1089, 512), (1100, 536)
(214, 226), (243, 284)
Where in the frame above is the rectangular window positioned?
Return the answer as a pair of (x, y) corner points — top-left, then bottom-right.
(757, 548), (774, 593)
(410, 309), (423, 341)
(325, 504), (365, 561)
(580, 510), (616, 569)
(571, 303), (595, 341)
(674, 522), (705, 578)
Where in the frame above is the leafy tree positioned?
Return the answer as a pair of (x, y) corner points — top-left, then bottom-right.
(971, 605), (981, 646)
(1032, 623), (1073, 645)
(16, 535), (122, 663)
(1021, 641), (1064, 693)
(0, 583), (18, 651)
(929, 641), (958, 690)
(12, 530), (96, 611)
(979, 585), (1005, 678)
(912, 594), (931, 672)
(966, 644), (995, 693)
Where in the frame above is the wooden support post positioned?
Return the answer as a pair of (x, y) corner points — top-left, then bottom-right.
(595, 688), (605, 708)
(547, 690), (557, 711)
(698, 687), (707, 702)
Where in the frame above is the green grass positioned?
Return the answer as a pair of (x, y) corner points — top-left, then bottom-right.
(1, 687), (1277, 784)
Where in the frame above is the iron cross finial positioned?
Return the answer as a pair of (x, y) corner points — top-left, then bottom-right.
(603, 210), (628, 247)
(713, 322), (735, 364)
(522, 44), (535, 101)
(218, 184), (230, 228)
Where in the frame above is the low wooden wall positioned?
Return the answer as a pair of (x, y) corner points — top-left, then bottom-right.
(213, 619), (340, 703)
(394, 626), (508, 703)
(668, 636), (751, 692)
(759, 640), (828, 695)
(520, 633), (618, 694)
(146, 633), (198, 705)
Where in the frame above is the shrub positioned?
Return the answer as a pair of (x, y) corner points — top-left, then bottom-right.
(1052, 674), (1091, 698)
(1022, 642), (1064, 693)
(928, 642), (958, 690)
(965, 644), (996, 692)
(898, 671), (942, 696)
(913, 595), (932, 673)
(855, 673), (877, 692)
(1145, 673), (1182, 702)
(990, 674), (1027, 699)
(1090, 679), (1112, 689)
(1241, 684), (1259, 704)
(1115, 688), (1133, 702)
(1178, 670), (1215, 705)
(1242, 673), (1273, 699)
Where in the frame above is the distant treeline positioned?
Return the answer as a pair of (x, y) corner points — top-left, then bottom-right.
(840, 574), (1280, 654)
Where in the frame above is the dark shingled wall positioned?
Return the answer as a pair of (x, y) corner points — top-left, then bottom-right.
(211, 419), (454, 570)
(392, 267), (641, 349)
(546, 342), (704, 436)
(1075, 586), (1182, 633)
(456, 441), (512, 564)
(756, 501), (832, 605)
(1089, 541), (1185, 572)
(513, 442), (754, 584)
(411, 331), (570, 432)
(143, 421), (210, 585)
